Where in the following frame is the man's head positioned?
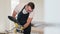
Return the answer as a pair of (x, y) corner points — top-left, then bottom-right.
(25, 2), (35, 13)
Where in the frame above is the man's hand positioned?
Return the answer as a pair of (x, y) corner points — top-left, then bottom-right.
(14, 23), (24, 32)
(14, 23), (19, 28)
(20, 26), (24, 31)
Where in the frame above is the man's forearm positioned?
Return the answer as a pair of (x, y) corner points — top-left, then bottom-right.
(12, 10), (17, 18)
(23, 22), (30, 29)
(23, 18), (32, 29)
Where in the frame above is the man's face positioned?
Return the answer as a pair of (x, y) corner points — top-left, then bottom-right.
(25, 5), (33, 13)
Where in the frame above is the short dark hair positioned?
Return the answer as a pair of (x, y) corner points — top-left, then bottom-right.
(27, 2), (35, 9)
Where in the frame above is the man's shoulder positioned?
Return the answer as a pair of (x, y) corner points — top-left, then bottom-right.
(29, 12), (34, 18)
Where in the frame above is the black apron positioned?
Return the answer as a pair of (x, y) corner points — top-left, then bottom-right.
(17, 6), (31, 34)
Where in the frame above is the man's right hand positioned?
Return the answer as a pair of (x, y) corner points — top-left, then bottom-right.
(14, 23), (19, 28)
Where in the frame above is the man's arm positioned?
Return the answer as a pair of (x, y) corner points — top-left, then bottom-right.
(12, 10), (17, 18)
(12, 4), (20, 18)
(12, 10), (19, 28)
(23, 18), (33, 29)
(23, 11), (34, 29)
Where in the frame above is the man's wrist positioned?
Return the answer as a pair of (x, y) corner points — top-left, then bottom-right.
(20, 25), (24, 31)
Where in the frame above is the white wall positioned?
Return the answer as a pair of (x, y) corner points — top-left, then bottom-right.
(0, 0), (11, 32)
(44, 0), (60, 23)
(44, 0), (60, 34)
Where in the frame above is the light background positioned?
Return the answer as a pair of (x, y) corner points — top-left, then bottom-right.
(0, 0), (60, 34)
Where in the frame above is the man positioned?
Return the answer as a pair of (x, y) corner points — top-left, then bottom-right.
(12, 2), (35, 34)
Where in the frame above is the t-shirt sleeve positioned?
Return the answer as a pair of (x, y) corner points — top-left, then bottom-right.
(28, 12), (34, 18)
(14, 4), (20, 13)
